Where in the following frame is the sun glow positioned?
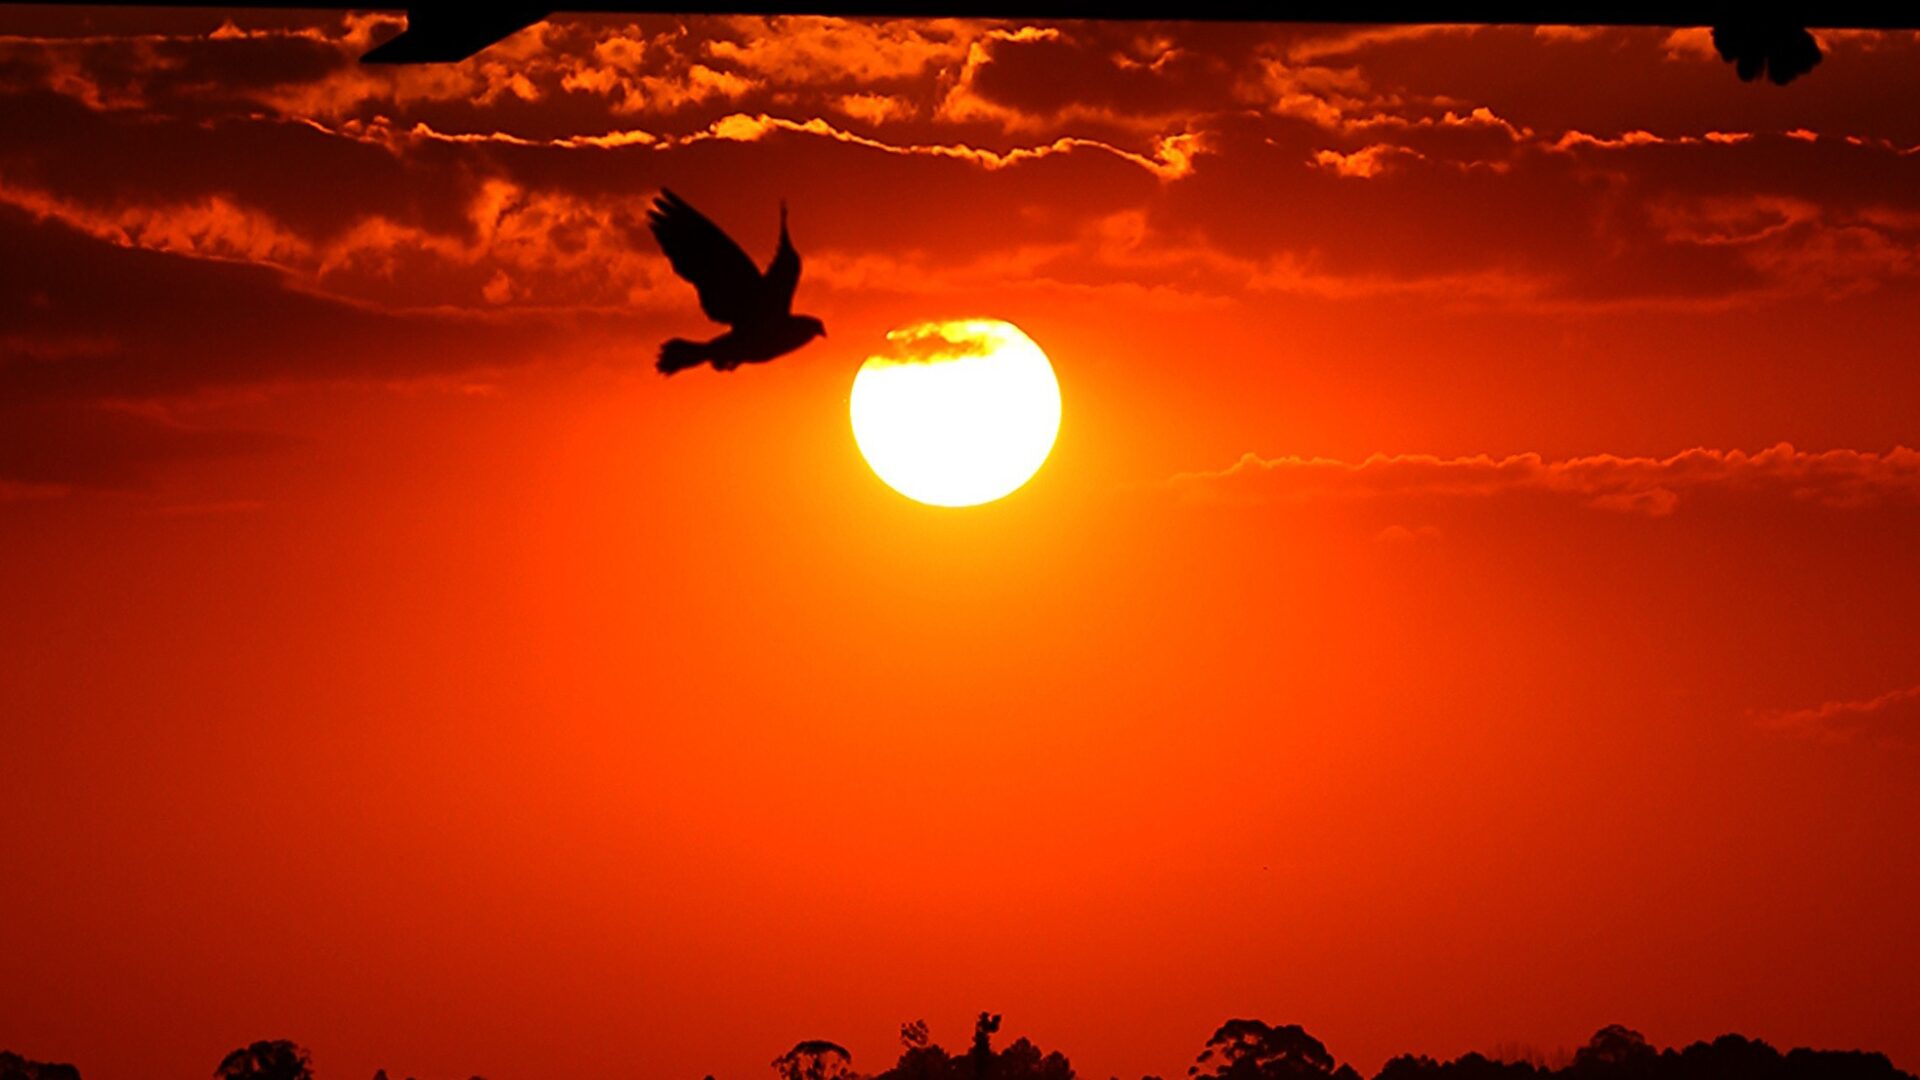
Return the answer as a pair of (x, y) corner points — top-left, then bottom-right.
(850, 319), (1063, 507)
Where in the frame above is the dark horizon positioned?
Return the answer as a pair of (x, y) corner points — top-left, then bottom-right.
(8, 1015), (1919, 1080)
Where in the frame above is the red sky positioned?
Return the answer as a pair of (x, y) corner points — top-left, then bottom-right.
(2, 9), (1919, 1080)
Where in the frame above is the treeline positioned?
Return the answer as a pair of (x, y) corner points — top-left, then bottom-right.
(0, 1042), (480, 1080)
(5, 1015), (1915, 1080)
(768, 1015), (1916, 1080)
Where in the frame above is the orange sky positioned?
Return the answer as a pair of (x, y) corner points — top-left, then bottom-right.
(2, 9), (1919, 1080)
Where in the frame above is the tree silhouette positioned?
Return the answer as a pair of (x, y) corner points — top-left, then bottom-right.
(973, 1013), (1005, 1076)
(773, 1040), (856, 1080)
(1573, 1027), (1655, 1074)
(1188, 1020), (1361, 1080)
(215, 1042), (313, 1080)
(993, 1036), (1073, 1080)
(1781, 1049), (1909, 1080)
(870, 1013), (1074, 1080)
(1, 1051), (82, 1080)
(1379, 1051), (1542, 1080)
(884, 1019), (957, 1080)
(11, 1015), (1920, 1080)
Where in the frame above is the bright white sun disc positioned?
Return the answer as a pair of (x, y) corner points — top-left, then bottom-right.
(850, 319), (1062, 507)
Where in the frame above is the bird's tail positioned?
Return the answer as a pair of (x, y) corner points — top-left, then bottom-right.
(657, 338), (709, 375)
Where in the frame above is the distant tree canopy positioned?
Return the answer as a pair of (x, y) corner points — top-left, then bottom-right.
(1376, 1028), (1914, 1080)
(870, 1012), (1071, 1080)
(775, 1040), (858, 1080)
(1189, 1020), (1364, 1080)
(5, 1018), (1916, 1080)
(1, 1051), (82, 1080)
(822, 1017), (1913, 1080)
(214, 1041), (313, 1080)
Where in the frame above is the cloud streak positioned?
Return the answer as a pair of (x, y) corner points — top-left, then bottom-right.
(1759, 683), (1920, 741)
(1172, 444), (1920, 515)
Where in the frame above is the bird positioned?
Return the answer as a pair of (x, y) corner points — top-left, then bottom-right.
(646, 189), (825, 375)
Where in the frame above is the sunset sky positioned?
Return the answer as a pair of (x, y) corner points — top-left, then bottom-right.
(2, 8), (1919, 1080)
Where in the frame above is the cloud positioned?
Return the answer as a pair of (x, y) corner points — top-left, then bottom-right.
(1661, 28), (1721, 64)
(1645, 194), (1819, 246)
(4, 13), (1919, 509)
(314, 103), (1206, 178)
(0, 171), (679, 312)
(835, 92), (916, 126)
(557, 29), (757, 114)
(0, 205), (581, 404)
(936, 24), (1232, 137)
(1171, 444), (1920, 515)
(775, 205), (1548, 310)
(0, 400), (289, 491)
(1549, 128), (1754, 151)
(870, 318), (1003, 364)
(1636, 191), (1920, 298)
(1533, 26), (1606, 44)
(5, 17), (1920, 355)
(671, 112), (1208, 180)
(1279, 24), (1480, 64)
(1240, 29), (1531, 147)
(703, 15), (975, 84)
(0, 180), (315, 268)
(1309, 143), (1425, 178)
(0, 203), (634, 491)
(0, 13), (538, 119)
(0, 14), (968, 132)
(1758, 683), (1920, 741)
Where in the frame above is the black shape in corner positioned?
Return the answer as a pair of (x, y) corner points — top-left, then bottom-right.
(1711, 23), (1823, 84)
(361, 6), (551, 64)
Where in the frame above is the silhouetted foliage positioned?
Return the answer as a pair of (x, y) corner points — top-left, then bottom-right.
(1188, 1020), (1361, 1080)
(869, 1012), (1072, 1080)
(972, 1014), (1005, 1076)
(859, 1016), (1913, 1080)
(216, 1041), (313, 1080)
(993, 1037), (1075, 1080)
(774, 1040), (857, 1080)
(1361, 1028), (1912, 1080)
(1378, 1051), (1539, 1080)
(8, 1016), (1917, 1080)
(1572, 1027), (1656, 1078)
(0, 1051), (82, 1080)
(1784, 1049), (1909, 1080)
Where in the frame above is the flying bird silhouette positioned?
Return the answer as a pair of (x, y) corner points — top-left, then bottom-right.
(647, 189), (826, 375)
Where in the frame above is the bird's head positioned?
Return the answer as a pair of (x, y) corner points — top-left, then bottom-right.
(799, 315), (826, 341)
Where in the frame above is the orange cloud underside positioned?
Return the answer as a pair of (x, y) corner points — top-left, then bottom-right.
(2, 10), (1920, 1080)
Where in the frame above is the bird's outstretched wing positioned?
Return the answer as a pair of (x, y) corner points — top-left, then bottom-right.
(647, 189), (764, 326)
(765, 201), (801, 313)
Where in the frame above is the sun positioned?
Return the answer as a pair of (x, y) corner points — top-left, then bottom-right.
(850, 319), (1063, 507)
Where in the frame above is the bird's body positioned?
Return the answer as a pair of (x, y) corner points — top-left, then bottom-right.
(657, 319), (827, 375)
(647, 189), (825, 374)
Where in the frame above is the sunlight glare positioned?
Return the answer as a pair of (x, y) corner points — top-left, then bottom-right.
(849, 319), (1063, 507)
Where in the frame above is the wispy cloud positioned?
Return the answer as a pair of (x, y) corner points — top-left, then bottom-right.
(1758, 683), (1920, 741)
(315, 109), (1207, 180)
(1171, 444), (1920, 515)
